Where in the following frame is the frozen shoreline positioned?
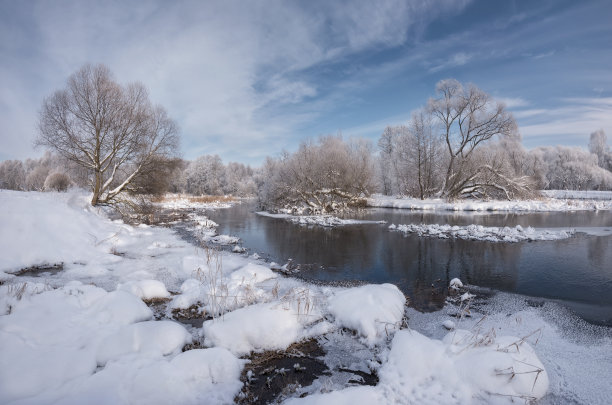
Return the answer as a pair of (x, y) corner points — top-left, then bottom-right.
(1, 191), (610, 404)
(368, 193), (612, 212)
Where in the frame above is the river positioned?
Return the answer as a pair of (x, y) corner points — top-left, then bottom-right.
(206, 202), (612, 325)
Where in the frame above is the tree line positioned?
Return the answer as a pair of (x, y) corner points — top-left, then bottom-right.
(1, 64), (611, 212)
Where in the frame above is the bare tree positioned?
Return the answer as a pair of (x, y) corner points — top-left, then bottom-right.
(377, 127), (395, 195)
(406, 111), (442, 199)
(0, 160), (26, 190)
(428, 79), (518, 199)
(37, 64), (179, 205)
(259, 135), (376, 213)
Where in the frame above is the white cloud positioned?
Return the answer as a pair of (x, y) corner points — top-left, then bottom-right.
(0, 0), (473, 164)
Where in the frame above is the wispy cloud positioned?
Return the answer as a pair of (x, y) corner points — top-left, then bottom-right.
(517, 97), (612, 147)
(428, 52), (472, 73)
(498, 97), (530, 109)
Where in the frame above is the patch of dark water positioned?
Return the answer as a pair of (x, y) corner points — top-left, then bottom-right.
(236, 339), (329, 404)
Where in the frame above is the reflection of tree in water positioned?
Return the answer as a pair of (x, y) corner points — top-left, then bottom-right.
(587, 235), (611, 269)
(262, 223), (380, 281)
(454, 240), (521, 291)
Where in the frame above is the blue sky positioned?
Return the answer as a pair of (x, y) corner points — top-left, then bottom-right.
(1, 0), (611, 165)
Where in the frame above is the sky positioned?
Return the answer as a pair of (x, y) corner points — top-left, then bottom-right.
(1, 0), (611, 166)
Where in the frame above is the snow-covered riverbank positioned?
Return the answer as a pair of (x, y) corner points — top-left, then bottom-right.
(1, 190), (609, 404)
(368, 193), (612, 212)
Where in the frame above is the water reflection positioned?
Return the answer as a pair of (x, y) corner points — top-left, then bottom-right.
(207, 203), (612, 323)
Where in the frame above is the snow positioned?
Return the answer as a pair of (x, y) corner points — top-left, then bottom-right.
(0, 283), (154, 403)
(170, 262), (278, 316)
(156, 194), (235, 209)
(96, 320), (192, 366)
(202, 288), (324, 356)
(541, 190), (612, 200)
(449, 278), (463, 289)
(256, 211), (386, 227)
(389, 223), (575, 242)
(287, 328), (548, 404)
(117, 279), (171, 301)
(406, 292), (612, 405)
(442, 320), (456, 330)
(327, 284), (406, 346)
(7, 190), (603, 404)
(369, 193), (612, 211)
(0, 190), (122, 273)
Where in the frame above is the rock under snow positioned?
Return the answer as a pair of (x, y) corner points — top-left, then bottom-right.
(117, 279), (171, 301)
(327, 284), (406, 346)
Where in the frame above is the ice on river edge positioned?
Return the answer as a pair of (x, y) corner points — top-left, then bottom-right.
(389, 223), (576, 242)
(0, 190), (609, 404)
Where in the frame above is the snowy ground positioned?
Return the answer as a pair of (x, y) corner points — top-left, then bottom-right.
(155, 194), (235, 210)
(369, 193), (612, 211)
(0, 190), (609, 404)
(541, 190), (612, 200)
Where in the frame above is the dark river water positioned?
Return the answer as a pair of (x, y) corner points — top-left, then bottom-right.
(206, 203), (612, 325)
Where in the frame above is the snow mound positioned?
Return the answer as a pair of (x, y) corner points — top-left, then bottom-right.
(61, 347), (244, 405)
(0, 190), (119, 272)
(449, 278), (463, 289)
(0, 283), (153, 403)
(117, 279), (170, 301)
(328, 284), (406, 346)
(202, 289), (322, 356)
(288, 329), (548, 404)
(96, 321), (192, 366)
(390, 223), (575, 242)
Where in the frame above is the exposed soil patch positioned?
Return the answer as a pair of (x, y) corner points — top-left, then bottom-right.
(236, 339), (329, 404)
(13, 263), (64, 277)
(171, 304), (210, 328)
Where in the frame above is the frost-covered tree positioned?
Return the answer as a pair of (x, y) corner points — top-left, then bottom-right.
(25, 165), (49, 191)
(0, 160), (26, 190)
(37, 64), (179, 205)
(377, 127), (396, 195)
(259, 135), (376, 213)
(378, 113), (444, 199)
(428, 79), (519, 199)
(589, 129), (612, 171)
(44, 172), (71, 192)
(224, 162), (256, 196)
(182, 154), (226, 195)
(530, 146), (612, 190)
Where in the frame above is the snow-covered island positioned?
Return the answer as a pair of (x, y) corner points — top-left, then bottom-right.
(1, 190), (610, 404)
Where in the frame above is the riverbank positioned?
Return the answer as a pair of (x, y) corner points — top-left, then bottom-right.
(1, 190), (610, 403)
(368, 192), (612, 211)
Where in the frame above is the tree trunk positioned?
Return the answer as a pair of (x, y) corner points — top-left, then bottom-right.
(91, 170), (101, 205)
